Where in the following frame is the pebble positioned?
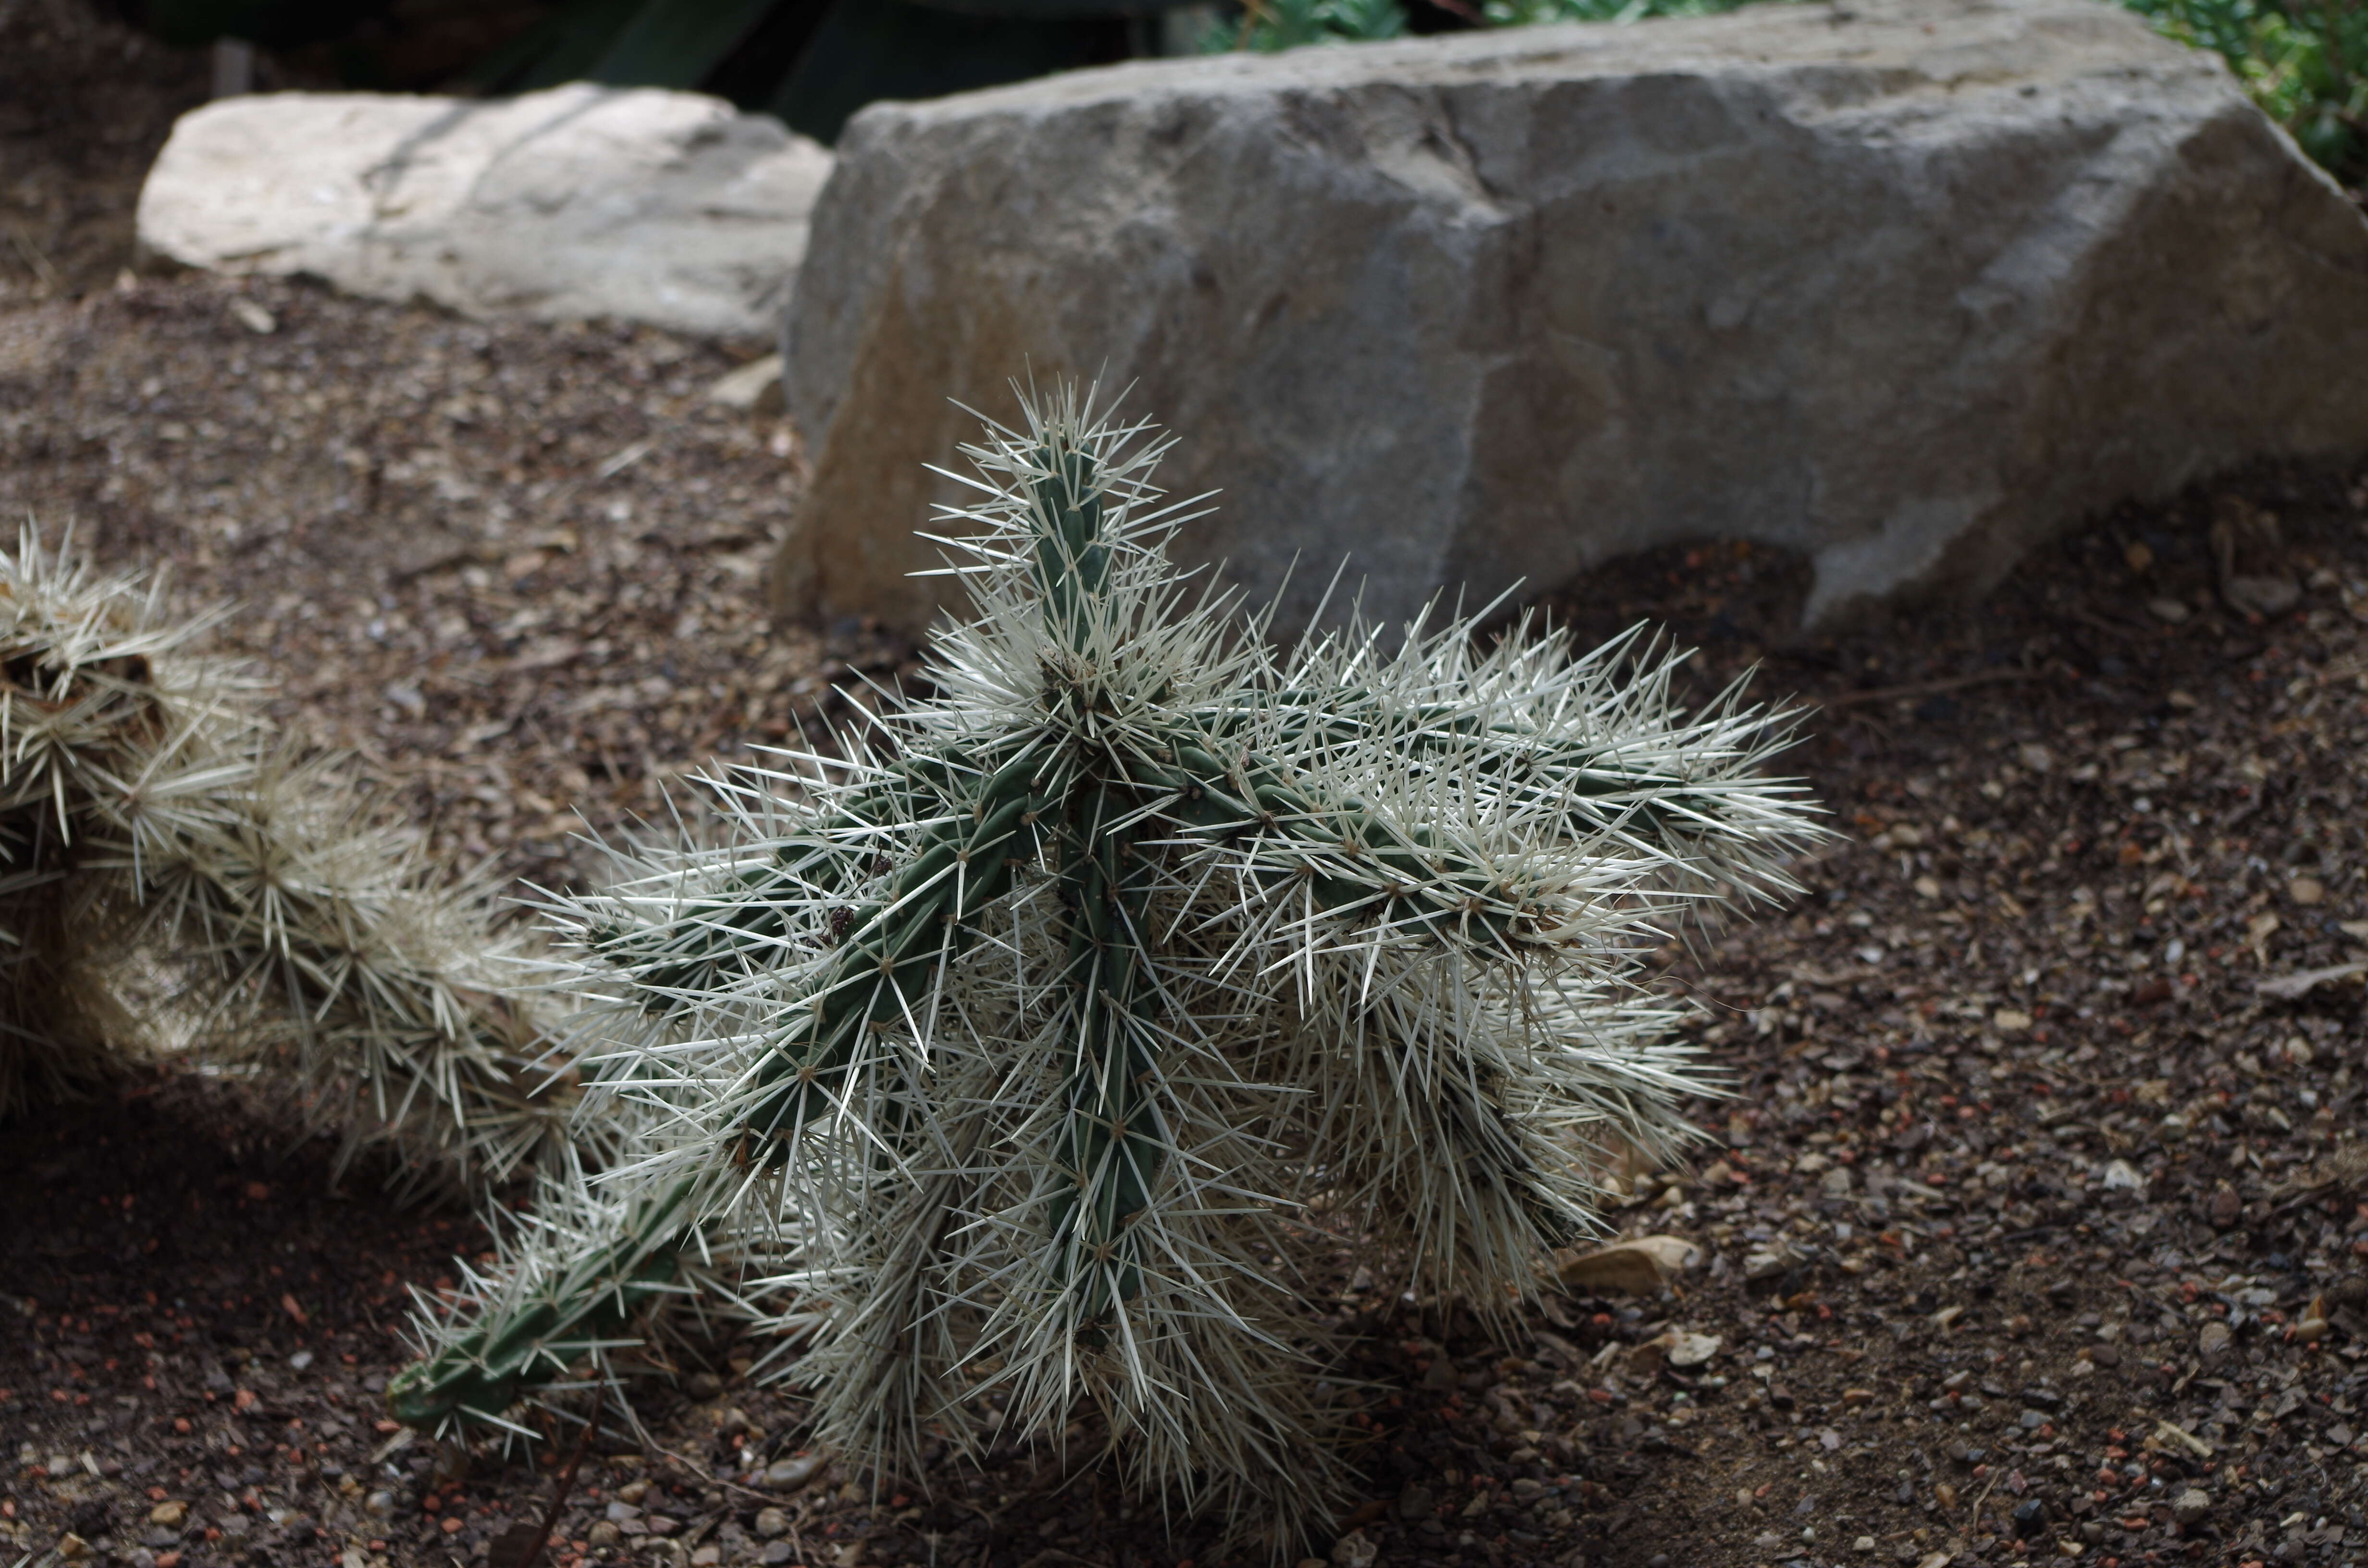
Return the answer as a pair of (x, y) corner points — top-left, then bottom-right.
(754, 1507), (790, 1539)
(762, 1454), (826, 1491)
(363, 1492), (394, 1517)
(1397, 1486), (1434, 1520)
(1329, 1528), (1378, 1568)
(148, 1501), (187, 1528)
(2199, 1320), (2232, 1359)
(2173, 1487), (2211, 1525)
(2010, 1498), (2047, 1539)
(587, 1521), (622, 1547)
(2146, 596), (2192, 624)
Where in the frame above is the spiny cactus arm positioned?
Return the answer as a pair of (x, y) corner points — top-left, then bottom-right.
(732, 743), (1064, 1155)
(393, 745), (1070, 1433)
(1128, 737), (1547, 962)
(593, 739), (1039, 1008)
(387, 1172), (702, 1430)
(1295, 967), (1712, 1307)
(104, 758), (570, 1191)
(1230, 633), (1822, 904)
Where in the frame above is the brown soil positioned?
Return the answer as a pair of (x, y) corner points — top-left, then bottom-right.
(1, 7), (2364, 1568)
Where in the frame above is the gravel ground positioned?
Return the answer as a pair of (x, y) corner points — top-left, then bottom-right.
(0, 272), (906, 901)
(2, 5), (2366, 1568)
(3, 267), (2363, 1568)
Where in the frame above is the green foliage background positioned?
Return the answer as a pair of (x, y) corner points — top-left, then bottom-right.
(1211, 0), (2368, 191)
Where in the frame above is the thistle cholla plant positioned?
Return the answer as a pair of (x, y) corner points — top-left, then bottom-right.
(393, 388), (1824, 1542)
(0, 528), (565, 1191)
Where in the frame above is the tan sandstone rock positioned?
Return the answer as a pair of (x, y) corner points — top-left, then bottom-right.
(776, 0), (2368, 636)
(139, 85), (832, 339)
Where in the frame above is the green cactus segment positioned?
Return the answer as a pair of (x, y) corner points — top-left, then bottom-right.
(1029, 443), (1110, 649)
(1049, 781), (1167, 1338)
(737, 747), (1059, 1153)
(385, 1175), (699, 1429)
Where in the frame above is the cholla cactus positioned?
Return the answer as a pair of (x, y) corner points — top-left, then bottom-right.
(393, 387), (1823, 1544)
(0, 528), (566, 1191)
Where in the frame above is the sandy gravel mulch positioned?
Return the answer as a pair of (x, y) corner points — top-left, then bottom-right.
(0, 274), (909, 901)
(2, 288), (2368, 1568)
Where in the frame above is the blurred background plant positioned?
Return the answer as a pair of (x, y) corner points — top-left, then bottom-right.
(2121, 0), (2366, 185)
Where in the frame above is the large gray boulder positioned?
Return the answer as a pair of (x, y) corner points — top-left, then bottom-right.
(776, 0), (2368, 636)
(139, 85), (832, 339)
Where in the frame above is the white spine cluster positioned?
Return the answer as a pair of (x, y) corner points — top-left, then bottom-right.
(389, 386), (1826, 1550)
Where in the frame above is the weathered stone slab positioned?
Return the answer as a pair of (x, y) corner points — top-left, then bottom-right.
(139, 85), (832, 339)
(776, 0), (2368, 634)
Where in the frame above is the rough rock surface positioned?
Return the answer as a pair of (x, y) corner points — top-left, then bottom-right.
(138, 84), (831, 338)
(776, 0), (2368, 635)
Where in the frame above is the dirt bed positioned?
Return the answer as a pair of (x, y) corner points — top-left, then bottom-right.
(3, 6), (2367, 1568)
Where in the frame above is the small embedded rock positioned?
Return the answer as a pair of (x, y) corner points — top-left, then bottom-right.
(1330, 1528), (1379, 1568)
(763, 1454), (826, 1491)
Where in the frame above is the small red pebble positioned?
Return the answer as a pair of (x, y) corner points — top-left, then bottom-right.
(244, 1182), (270, 1201)
(172, 1418), (192, 1434)
(422, 1495), (441, 1513)
(155, 1554), (181, 1568)
(441, 1516), (465, 1535)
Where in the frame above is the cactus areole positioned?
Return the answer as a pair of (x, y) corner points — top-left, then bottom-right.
(392, 387), (1823, 1541)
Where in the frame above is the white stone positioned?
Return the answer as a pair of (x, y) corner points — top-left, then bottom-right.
(139, 85), (832, 339)
(775, 0), (2368, 637)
